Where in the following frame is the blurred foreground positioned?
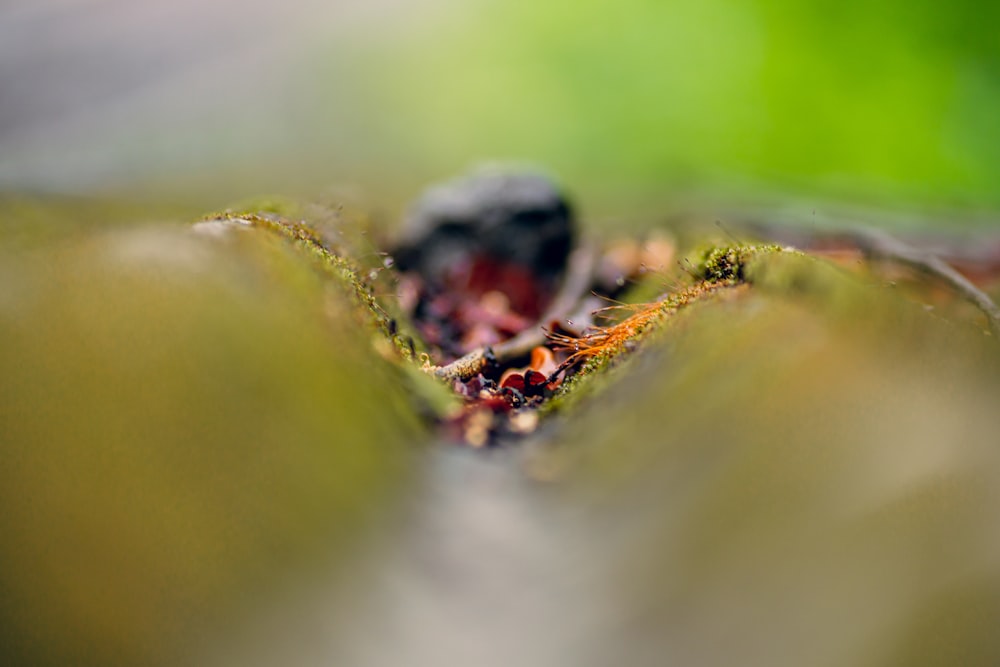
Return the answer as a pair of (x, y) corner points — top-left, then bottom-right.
(0, 217), (420, 665)
(2, 199), (1000, 666)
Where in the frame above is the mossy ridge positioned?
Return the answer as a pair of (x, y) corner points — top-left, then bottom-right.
(201, 210), (417, 361)
(693, 242), (788, 283)
(0, 220), (426, 667)
(581, 241), (793, 361)
(543, 242), (794, 416)
(543, 281), (744, 417)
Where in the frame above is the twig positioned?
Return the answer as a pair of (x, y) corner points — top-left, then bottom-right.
(845, 228), (1000, 335)
(431, 241), (600, 381)
(494, 241), (600, 360)
(432, 347), (495, 383)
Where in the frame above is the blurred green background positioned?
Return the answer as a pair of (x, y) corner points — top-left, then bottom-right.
(1, 0), (998, 221)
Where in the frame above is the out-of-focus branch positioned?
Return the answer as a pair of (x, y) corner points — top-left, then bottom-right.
(843, 228), (1000, 336)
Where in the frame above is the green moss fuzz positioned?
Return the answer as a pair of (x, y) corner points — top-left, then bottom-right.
(544, 279), (747, 416)
(544, 242), (798, 415)
(695, 243), (787, 283)
(201, 211), (416, 360)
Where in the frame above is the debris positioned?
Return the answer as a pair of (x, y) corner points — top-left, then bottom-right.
(394, 167), (577, 360)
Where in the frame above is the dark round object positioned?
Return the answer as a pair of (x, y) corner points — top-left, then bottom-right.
(394, 167), (576, 286)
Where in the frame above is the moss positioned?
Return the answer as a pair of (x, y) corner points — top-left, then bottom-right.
(541, 349), (624, 416)
(201, 210), (422, 360)
(223, 196), (304, 219)
(542, 241), (797, 416)
(182, 219), (803, 432)
(635, 247), (994, 416)
(202, 211), (357, 284)
(543, 280), (749, 416)
(693, 242), (788, 283)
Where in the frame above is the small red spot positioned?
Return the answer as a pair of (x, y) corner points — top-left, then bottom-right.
(500, 373), (526, 392)
(524, 369), (548, 391)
